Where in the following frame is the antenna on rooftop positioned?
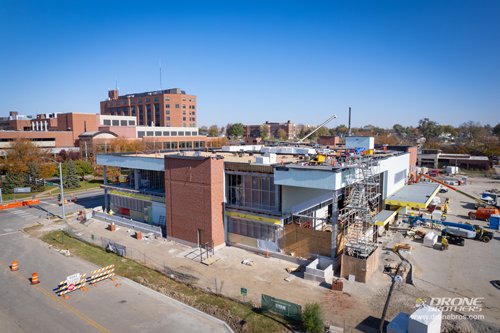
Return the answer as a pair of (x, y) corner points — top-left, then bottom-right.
(159, 60), (163, 90)
(348, 106), (352, 137)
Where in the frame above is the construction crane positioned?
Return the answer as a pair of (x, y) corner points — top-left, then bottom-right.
(298, 113), (337, 143)
(414, 173), (496, 209)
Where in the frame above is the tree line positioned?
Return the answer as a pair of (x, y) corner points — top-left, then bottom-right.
(200, 120), (500, 156)
(0, 140), (92, 194)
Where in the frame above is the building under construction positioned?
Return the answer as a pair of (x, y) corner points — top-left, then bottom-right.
(97, 136), (427, 282)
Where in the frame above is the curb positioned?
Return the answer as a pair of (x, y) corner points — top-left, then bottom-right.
(121, 277), (234, 333)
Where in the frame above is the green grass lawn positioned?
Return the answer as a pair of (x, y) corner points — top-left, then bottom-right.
(39, 230), (292, 333)
(2, 179), (103, 201)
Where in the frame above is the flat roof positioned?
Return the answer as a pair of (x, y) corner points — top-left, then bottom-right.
(385, 183), (440, 209)
(374, 209), (399, 226)
(124, 151), (301, 164)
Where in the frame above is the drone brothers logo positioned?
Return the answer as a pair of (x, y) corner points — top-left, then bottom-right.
(415, 297), (484, 313)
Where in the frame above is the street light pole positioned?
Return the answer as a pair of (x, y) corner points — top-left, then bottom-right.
(58, 162), (66, 220)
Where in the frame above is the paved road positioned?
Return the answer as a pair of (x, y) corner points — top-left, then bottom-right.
(34, 188), (105, 218)
(0, 209), (232, 333)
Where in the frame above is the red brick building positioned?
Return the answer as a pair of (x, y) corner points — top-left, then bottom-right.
(100, 88), (197, 128)
(164, 155), (225, 247)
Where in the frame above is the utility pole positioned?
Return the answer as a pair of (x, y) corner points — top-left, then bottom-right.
(58, 162), (66, 220)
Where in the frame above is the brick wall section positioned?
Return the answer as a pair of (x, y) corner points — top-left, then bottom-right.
(56, 113), (99, 144)
(164, 156), (225, 246)
(407, 146), (418, 178)
(0, 131), (75, 147)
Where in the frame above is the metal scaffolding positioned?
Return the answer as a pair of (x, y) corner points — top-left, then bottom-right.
(339, 157), (381, 258)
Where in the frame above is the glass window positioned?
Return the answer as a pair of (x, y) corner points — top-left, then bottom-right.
(171, 131), (177, 136)
(226, 174), (278, 212)
(129, 120), (136, 126)
(155, 131), (161, 136)
(175, 104), (180, 108)
(165, 97), (170, 101)
(166, 110), (170, 114)
(166, 116), (170, 121)
(146, 105), (152, 125)
(138, 99), (142, 104)
(154, 97), (159, 102)
(103, 119), (111, 125)
(166, 123), (170, 127)
(112, 120), (119, 126)
(183, 117), (186, 121)
(154, 103), (160, 126)
(163, 131), (170, 136)
(183, 123), (186, 127)
(146, 131), (154, 136)
(182, 111), (186, 115)
(146, 98), (151, 102)
(138, 105), (144, 125)
(120, 120), (127, 126)
(131, 106), (136, 116)
(178, 131), (185, 136)
(165, 104), (170, 109)
(138, 131), (145, 138)
(190, 123), (196, 127)
(182, 104), (186, 109)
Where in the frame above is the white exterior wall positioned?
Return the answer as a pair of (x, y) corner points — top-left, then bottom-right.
(346, 136), (374, 150)
(274, 153), (410, 198)
(99, 115), (136, 124)
(282, 186), (332, 214)
(151, 201), (166, 224)
(136, 126), (198, 137)
(97, 154), (164, 171)
(378, 153), (410, 197)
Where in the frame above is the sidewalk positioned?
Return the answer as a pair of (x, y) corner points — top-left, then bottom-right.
(67, 217), (374, 330)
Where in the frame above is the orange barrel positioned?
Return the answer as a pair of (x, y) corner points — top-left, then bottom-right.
(31, 272), (40, 284)
(10, 260), (18, 271)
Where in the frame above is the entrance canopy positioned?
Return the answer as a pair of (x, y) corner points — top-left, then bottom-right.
(385, 183), (440, 209)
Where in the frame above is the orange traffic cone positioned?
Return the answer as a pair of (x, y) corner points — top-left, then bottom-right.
(31, 272), (40, 284)
(10, 261), (19, 271)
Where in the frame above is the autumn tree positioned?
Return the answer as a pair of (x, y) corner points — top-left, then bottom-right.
(74, 160), (93, 178)
(3, 139), (51, 174)
(227, 123), (245, 138)
(260, 124), (270, 139)
(277, 129), (287, 141)
(418, 118), (442, 141)
(208, 125), (219, 137)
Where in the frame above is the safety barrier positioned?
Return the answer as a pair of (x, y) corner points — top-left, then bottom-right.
(55, 273), (87, 297)
(93, 212), (163, 238)
(0, 199), (40, 211)
(88, 265), (115, 286)
(54, 265), (116, 297)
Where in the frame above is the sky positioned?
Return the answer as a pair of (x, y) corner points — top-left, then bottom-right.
(0, 0), (499, 129)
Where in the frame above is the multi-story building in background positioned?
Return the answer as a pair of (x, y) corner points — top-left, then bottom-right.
(244, 120), (296, 144)
(100, 88), (197, 128)
(0, 87), (227, 156)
